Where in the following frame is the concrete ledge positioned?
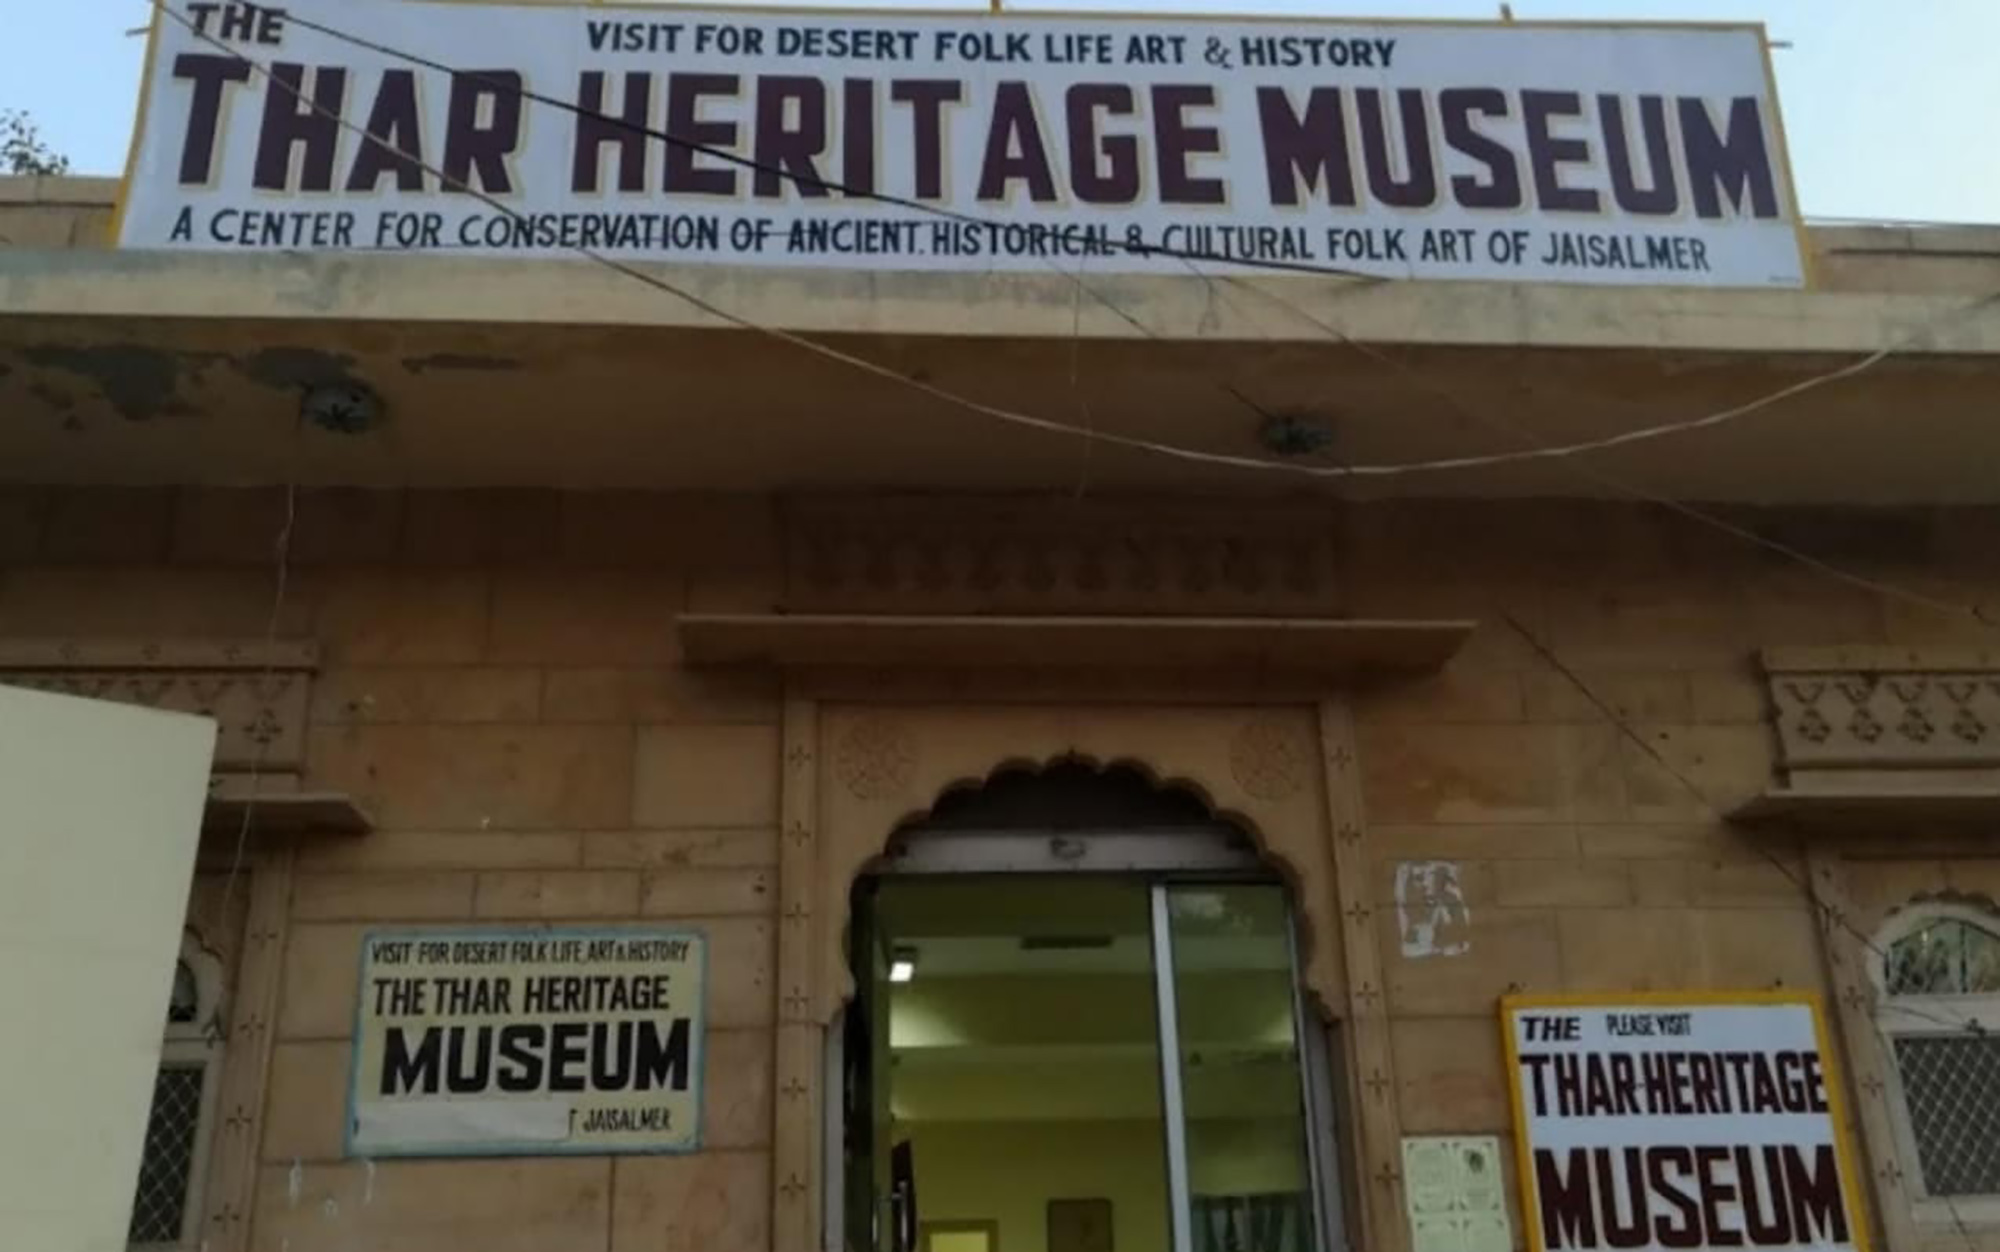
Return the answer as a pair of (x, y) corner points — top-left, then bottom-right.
(1730, 785), (2000, 837)
(5, 246), (2000, 358)
(0, 175), (122, 205)
(1811, 222), (2000, 258)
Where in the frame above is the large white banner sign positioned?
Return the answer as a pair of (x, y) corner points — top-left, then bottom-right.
(119, 0), (1807, 286)
(1501, 994), (1868, 1252)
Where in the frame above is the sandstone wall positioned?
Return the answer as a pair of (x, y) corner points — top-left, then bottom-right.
(2, 487), (1994, 1251)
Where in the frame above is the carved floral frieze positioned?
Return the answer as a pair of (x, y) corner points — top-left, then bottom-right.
(1766, 649), (2000, 771)
(0, 640), (315, 773)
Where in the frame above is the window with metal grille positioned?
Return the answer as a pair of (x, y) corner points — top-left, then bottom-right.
(1875, 906), (2000, 1209)
(130, 943), (224, 1250)
(128, 1065), (207, 1244)
(1892, 1034), (2000, 1197)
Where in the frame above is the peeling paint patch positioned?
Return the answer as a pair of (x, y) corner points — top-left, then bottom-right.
(1396, 861), (1471, 958)
(27, 381), (75, 413)
(21, 344), (200, 421)
(400, 352), (522, 375)
(237, 346), (359, 392)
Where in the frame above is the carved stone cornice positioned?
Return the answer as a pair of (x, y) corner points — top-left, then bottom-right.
(1765, 647), (2000, 772)
(0, 640), (316, 774)
(781, 497), (1341, 615)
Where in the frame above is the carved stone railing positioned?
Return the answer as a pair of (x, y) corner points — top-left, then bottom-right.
(0, 640), (316, 784)
(1764, 647), (2000, 777)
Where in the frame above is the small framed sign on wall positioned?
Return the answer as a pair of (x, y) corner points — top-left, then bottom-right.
(347, 927), (706, 1157)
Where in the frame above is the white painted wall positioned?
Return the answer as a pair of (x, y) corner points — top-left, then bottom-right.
(0, 684), (216, 1252)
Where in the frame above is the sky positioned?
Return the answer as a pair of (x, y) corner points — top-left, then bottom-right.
(6, 0), (1997, 225)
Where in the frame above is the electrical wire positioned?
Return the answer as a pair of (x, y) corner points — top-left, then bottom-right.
(144, 13), (1999, 1237)
(153, 3), (1405, 485)
(209, 472), (299, 992)
(1226, 273), (2000, 628)
(203, 1), (1345, 434)
(224, 4), (1389, 285)
(147, 1), (2000, 633)
(1503, 612), (1987, 1039)
(1501, 613), (1990, 1252)
(147, 2), (2000, 482)
(147, 2), (2000, 488)
(181, 2), (2000, 962)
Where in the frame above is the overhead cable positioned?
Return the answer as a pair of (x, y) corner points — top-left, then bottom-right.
(145, 2), (2000, 487)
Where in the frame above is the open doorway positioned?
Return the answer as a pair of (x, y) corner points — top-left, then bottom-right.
(831, 764), (1349, 1252)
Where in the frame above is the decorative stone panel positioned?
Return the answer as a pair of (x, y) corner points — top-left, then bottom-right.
(0, 640), (316, 776)
(1765, 647), (2000, 773)
(781, 496), (1341, 615)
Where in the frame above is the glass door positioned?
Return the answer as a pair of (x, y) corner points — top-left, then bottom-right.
(856, 876), (1175, 1252)
(1158, 885), (1321, 1252)
(840, 863), (1338, 1252)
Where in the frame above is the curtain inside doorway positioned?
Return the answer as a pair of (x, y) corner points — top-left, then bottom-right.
(1190, 1193), (1311, 1252)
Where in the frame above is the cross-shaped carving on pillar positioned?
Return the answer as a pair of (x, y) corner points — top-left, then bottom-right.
(1353, 982), (1382, 1014)
(232, 1013), (268, 1045)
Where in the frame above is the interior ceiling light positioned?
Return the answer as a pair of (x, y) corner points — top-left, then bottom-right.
(888, 947), (918, 984)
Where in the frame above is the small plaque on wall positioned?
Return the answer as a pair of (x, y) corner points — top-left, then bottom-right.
(347, 927), (705, 1156)
(1404, 1136), (1510, 1252)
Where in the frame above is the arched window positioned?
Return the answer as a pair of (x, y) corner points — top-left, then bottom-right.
(128, 934), (226, 1250)
(1873, 905), (2000, 1206)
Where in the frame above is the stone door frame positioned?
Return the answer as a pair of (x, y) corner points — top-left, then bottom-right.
(769, 693), (1407, 1252)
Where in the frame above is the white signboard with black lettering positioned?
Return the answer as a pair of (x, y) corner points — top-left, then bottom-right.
(1501, 994), (1869, 1252)
(349, 928), (705, 1157)
(118, 0), (1808, 286)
